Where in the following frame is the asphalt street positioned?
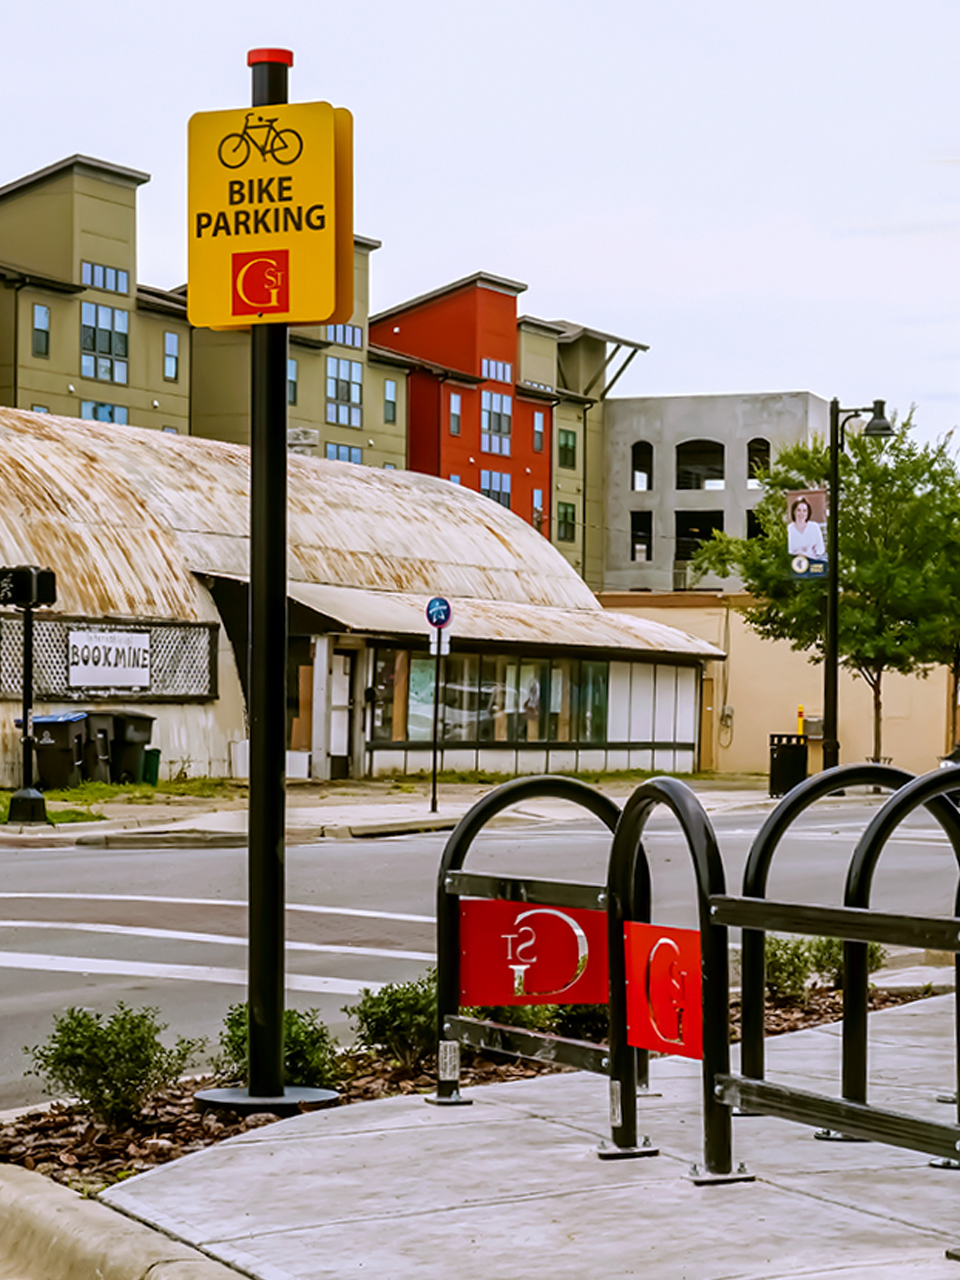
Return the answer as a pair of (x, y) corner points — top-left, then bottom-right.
(1, 799), (956, 1110)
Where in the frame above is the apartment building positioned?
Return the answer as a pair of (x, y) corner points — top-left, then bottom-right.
(369, 273), (648, 585)
(0, 156), (191, 433)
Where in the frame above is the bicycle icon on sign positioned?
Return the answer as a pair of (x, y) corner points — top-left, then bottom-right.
(217, 113), (304, 169)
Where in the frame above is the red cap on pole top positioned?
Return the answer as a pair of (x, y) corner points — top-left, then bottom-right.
(247, 48), (294, 66)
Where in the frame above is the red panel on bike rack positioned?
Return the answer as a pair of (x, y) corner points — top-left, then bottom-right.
(459, 900), (608, 1005)
(624, 922), (703, 1059)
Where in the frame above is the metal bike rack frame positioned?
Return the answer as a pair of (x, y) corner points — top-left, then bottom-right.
(431, 775), (660, 1156)
(709, 764), (960, 1168)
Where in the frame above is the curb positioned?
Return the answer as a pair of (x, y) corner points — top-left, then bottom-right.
(0, 1163), (240, 1279)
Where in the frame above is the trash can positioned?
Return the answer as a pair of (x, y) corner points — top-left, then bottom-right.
(143, 747), (161, 786)
(82, 712), (115, 784)
(30, 712), (87, 790)
(111, 713), (155, 784)
(769, 733), (808, 798)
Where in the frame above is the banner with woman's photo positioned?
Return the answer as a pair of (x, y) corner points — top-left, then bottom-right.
(785, 489), (828, 578)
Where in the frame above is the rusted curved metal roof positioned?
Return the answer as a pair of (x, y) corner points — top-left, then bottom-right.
(0, 410), (721, 658)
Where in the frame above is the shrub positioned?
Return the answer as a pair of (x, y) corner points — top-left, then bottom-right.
(764, 935), (814, 1002)
(26, 1003), (204, 1127)
(549, 1004), (610, 1044)
(464, 1004), (557, 1033)
(214, 1003), (342, 1089)
(343, 970), (437, 1070)
(806, 936), (887, 988)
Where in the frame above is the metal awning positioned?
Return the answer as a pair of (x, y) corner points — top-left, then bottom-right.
(284, 581), (723, 660)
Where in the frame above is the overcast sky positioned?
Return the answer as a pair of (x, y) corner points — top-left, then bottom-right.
(5, 0), (960, 442)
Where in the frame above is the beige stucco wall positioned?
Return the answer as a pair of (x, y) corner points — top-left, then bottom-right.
(600, 592), (952, 776)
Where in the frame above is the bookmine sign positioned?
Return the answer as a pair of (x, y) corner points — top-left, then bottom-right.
(187, 101), (354, 329)
(68, 631), (150, 689)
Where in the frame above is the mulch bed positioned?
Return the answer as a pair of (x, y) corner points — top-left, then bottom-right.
(0, 988), (930, 1196)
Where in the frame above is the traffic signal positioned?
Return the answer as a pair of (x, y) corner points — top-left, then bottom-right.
(0, 566), (57, 608)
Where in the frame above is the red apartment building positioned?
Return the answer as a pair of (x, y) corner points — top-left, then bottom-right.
(369, 273), (553, 535)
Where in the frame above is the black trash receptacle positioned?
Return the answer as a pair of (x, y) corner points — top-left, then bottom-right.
(111, 713), (155, 784)
(31, 712), (87, 790)
(82, 713), (115, 784)
(769, 733), (808, 798)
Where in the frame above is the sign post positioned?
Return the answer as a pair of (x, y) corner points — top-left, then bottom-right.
(426, 597), (452, 814)
(192, 50), (347, 1115)
(1, 566), (56, 825)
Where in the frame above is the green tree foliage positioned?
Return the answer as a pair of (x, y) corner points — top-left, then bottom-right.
(692, 419), (960, 758)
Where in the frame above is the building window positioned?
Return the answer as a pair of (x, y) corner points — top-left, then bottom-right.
(480, 469), (511, 508)
(747, 508), (763, 538)
(557, 501), (576, 541)
(80, 401), (128, 425)
(326, 442), (362, 464)
(632, 441), (653, 490)
(449, 391), (461, 436)
(558, 428), (577, 469)
(81, 261), (129, 294)
(31, 405), (49, 414)
(676, 439), (724, 490)
(384, 379), (397, 424)
(326, 355), (362, 427)
(80, 303), (128, 384)
(325, 323), (363, 348)
(533, 411), (544, 452)
(532, 488), (544, 531)
(287, 358), (298, 405)
(481, 358), (512, 383)
(383, 462), (396, 469)
(675, 510), (724, 559)
(164, 332), (179, 381)
(481, 390), (511, 455)
(747, 437), (770, 489)
(32, 305), (50, 358)
(630, 511), (652, 561)
(450, 474), (461, 484)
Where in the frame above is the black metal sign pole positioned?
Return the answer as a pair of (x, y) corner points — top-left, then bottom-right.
(430, 637), (441, 813)
(247, 49), (290, 1103)
(21, 603), (33, 791)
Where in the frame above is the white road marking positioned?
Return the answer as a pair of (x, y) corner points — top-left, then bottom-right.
(0, 951), (382, 994)
(0, 893), (434, 924)
(0, 920), (435, 962)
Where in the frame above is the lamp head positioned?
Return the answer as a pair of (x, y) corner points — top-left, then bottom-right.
(863, 400), (893, 438)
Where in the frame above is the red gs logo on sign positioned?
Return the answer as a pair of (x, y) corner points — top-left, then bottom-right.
(231, 250), (290, 315)
(459, 900), (608, 1006)
(624, 922), (702, 1059)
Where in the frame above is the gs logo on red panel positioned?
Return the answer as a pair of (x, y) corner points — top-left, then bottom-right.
(624, 922), (702, 1060)
(459, 899), (608, 1006)
(231, 250), (290, 315)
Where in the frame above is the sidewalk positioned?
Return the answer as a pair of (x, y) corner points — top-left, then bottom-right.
(3, 995), (958, 1279)
(0, 774), (787, 849)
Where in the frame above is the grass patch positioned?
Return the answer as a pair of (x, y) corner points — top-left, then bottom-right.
(39, 777), (241, 805)
(49, 807), (106, 825)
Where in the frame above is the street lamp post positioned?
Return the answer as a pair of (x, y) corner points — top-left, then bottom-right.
(823, 398), (893, 770)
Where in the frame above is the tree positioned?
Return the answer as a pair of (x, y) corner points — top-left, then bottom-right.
(691, 419), (960, 760)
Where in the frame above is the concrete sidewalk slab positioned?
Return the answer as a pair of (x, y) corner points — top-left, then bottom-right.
(0, 1162), (239, 1280)
(100, 996), (960, 1280)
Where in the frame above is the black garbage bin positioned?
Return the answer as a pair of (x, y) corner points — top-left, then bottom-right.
(82, 712), (115, 784)
(30, 712), (87, 790)
(111, 713), (155, 784)
(769, 733), (808, 798)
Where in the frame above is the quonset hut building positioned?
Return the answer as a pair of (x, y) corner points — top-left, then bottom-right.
(0, 409), (722, 786)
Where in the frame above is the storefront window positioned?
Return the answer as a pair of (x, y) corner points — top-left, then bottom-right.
(443, 654), (479, 741)
(549, 659), (580, 742)
(518, 660), (549, 742)
(372, 649), (409, 741)
(408, 656), (436, 740)
(479, 655), (518, 741)
(579, 661), (608, 743)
